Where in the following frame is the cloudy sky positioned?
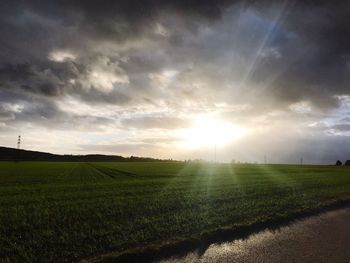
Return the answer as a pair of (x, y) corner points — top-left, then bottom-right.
(1, 0), (350, 163)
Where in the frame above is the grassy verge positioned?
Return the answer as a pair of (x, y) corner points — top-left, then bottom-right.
(86, 199), (350, 262)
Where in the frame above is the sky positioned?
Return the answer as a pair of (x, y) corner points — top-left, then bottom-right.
(1, 0), (350, 164)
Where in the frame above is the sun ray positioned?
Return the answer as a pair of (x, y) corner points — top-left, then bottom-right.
(237, 0), (292, 90)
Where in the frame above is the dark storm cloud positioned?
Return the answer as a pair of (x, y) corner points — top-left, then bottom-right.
(247, 1), (350, 109)
(1, 0), (350, 107)
(0, 88), (113, 132)
(0, 0), (235, 50)
(0, 63), (68, 96)
(0, 0), (236, 102)
(0, 105), (15, 121)
(331, 124), (350, 132)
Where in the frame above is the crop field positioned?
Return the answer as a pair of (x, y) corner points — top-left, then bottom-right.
(0, 162), (350, 262)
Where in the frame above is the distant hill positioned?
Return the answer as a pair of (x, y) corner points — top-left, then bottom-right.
(0, 146), (171, 162)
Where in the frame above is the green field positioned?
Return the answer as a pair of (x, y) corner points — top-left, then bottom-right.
(0, 162), (350, 262)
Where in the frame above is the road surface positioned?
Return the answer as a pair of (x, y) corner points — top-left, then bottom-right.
(158, 207), (350, 263)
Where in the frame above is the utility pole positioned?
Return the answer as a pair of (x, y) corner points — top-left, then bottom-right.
(16, 135), (21, 162)
(300, 157), (303, 166)
(264, 154), (267, 164)
(214, 144), (217, 163)
(17, 135), (21, 150)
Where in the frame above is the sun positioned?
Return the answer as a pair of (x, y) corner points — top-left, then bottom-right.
(178, 115), (248, 149)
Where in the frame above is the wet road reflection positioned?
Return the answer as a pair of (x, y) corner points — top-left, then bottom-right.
(158, 208), (350, 263)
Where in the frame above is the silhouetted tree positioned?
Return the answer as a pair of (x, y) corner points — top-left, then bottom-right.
(345, 160), (350, 166)
(336, 160), (342, 166)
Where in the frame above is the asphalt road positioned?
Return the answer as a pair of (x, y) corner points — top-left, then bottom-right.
(158, 207), (350, 263)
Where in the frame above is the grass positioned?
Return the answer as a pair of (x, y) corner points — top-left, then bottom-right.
(0, 162), (349, 262)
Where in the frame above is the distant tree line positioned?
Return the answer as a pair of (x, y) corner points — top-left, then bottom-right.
(335, 160), (350, 166)
(0, 147), (177, 162)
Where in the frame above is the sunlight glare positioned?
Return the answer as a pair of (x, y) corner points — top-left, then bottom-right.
(178, 115), (248, 149)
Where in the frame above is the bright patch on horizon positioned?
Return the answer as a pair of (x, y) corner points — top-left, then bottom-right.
(178, 115), (248, 149)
